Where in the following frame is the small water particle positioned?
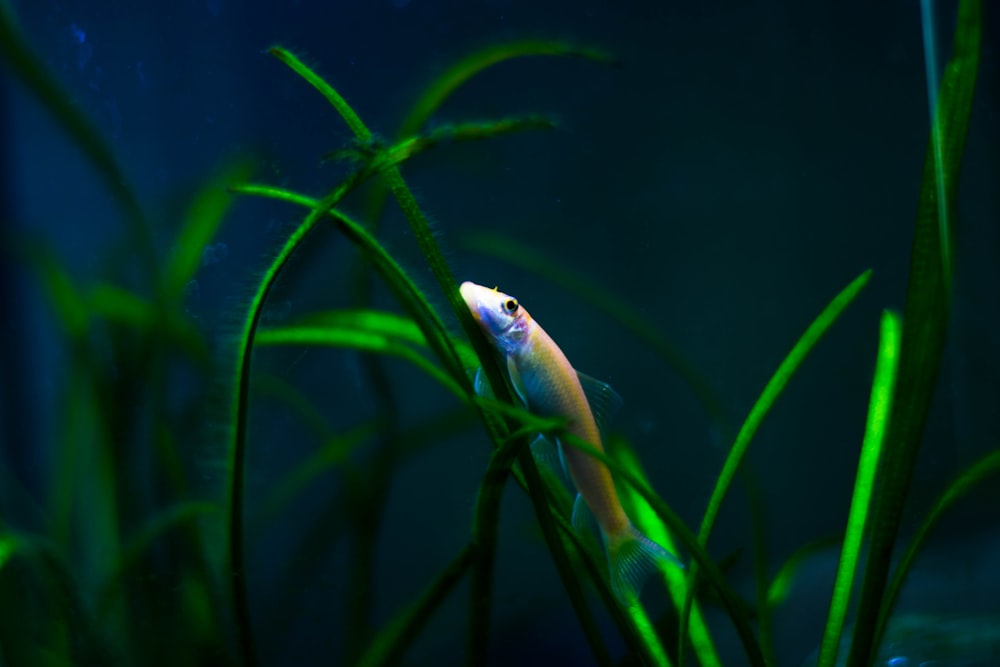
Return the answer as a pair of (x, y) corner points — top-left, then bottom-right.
(264, 299), (292, 323)
(201, 242), (229, 266)
(76, 41), (93, 70)
(184, 280), (200, 300)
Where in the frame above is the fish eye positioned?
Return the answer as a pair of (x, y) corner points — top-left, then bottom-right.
(503, 298), (519, 313)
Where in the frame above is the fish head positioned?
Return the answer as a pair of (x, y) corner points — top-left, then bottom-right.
(460, 281), (531, 352)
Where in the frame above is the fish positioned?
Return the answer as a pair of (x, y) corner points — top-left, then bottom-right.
(460, 281), (681, 605)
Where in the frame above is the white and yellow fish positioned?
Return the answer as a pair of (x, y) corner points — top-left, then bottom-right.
(460, 281), (681, 605)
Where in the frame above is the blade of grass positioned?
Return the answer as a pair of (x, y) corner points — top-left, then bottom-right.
(257, 323), (467, 399)
(165, 158), (257, 299)
(517, 449), (617, 667)
(553, 431), (767, 667)
(873, 448), (1000, 650)
(628, 602), (673, 667)
(0, 531), (113, 665)
(400, 40), (616, 138)
(331, 116), (556, 173)
(96, 502), (219, 619)
(766, 534), (843, 608)
(818, 310), (901, 667)
(357, 543), (477, 667)
(362, 40), (617, 226)
(248, 419), (380, 536)
(0, 0), (158, 295)
(681, 269), (871, 664)
(466, 426), (538, 666)
(259, 47), (632, 664)
(611, 436), (722, 667)
(846, 2), (980, 662)
(223, 116), (421, 665)
(745, 475), (776, 666)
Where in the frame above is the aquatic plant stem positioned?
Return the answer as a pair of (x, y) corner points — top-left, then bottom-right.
(920, 0), (951, 295)
(357, 543), (477, 667)
(818, 311), (900, 667)
(467, 428), (533, 666)
(679, 269), (871, 666)
(248, 46), (659, 666)
(873, 449), (1000, 648)
(517, 450), (617, 667)
(611, 437), (721, 667)
(363, 39), (616, 226)
(555, 431), (766, 667)
(846, 2), (980, 663)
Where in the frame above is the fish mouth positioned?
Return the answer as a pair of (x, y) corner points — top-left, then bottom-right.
(459, 282), (485, 321)
(460, 281), (517, 335)
(459, 282), (479, 307)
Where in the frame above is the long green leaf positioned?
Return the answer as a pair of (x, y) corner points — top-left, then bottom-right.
(680, 269), (871, 663)
(466, 428), (535, 665)
(166, 158), (256, 299)
(399, 40), (615, 139)
(554, 431), (767, 667)
(96, 502), (218, 619)
(766, 534), (843, 608)
(612, 437), (721, 667)
(818, 310), (901, 667)
(846, 2), (980, 663)
(873, 449), (1000, 650)
(0, 0), (157, 294)
(363, 39), (615, 229)
(357, 544), (476, 667)
(257, 324), (466, 399)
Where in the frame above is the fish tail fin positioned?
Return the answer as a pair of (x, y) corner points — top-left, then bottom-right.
(606, 525), (684, 606)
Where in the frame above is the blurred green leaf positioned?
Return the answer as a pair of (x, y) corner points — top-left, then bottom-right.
(0, 0), (156, 289)
(166, 158), (257, 299)
(766, 534), (842, 608)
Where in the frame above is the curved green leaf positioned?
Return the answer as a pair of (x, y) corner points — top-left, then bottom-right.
(819, 310), (901, 667)
(681, 269), (871, 662)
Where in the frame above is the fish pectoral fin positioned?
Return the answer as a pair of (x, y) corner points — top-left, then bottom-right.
(606, 526), (684, 607)
(506, 355), (528, 405)
(530, 435), (572, 490)
(570, 493), (603, 555)
(472, 367), (493, 399)
(576, 371), (624, 438)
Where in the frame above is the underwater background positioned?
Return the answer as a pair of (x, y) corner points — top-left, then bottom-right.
(0, 0), (997, 665)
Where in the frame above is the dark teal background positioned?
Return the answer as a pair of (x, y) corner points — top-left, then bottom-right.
(1, 1), (997, 664)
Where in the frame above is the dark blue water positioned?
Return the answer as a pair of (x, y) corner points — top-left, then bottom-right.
(1, 1), (997, 665)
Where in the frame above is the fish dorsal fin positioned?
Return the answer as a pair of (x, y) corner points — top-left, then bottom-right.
(577, 371), (623, 438)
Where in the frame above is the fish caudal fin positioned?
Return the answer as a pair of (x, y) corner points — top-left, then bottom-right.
(606, 526), (684, 606)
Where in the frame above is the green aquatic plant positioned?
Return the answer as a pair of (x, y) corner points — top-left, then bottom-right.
(0, 0), (994, 665)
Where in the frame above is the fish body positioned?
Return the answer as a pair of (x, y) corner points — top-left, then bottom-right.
(460, 281), (680, 604)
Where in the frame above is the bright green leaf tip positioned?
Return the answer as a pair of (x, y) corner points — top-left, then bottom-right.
(818, 310), (900, 667)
